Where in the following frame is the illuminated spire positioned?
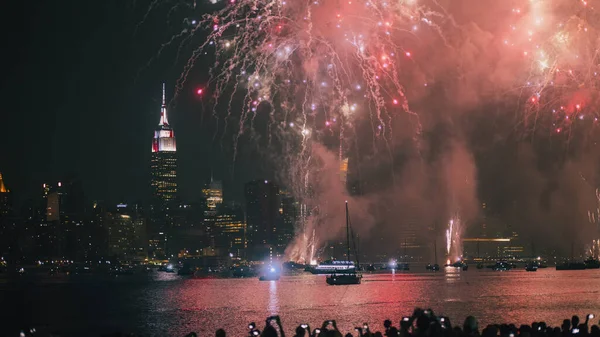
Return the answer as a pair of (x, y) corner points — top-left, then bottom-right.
(0, 172), (8, 193)
(159, 82), (169, 126)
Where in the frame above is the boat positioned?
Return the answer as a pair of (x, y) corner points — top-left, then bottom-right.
(310, 260), (356, 274)
(492, 261), (511, 271)
(557, 242), (587, 270)
(584, 258), (600, 269)
(451, 261), (467, 268)
(232, 266), (255, 278)
(259, 266), (281, 281)
(326, 202), (362, 285)
(282, 261), (305, 270)
(326, 272), (361, 285)
(525, 262), (538, 272)
(426, 264), (440, 271)
(556, 262), (586, 270)
(178, 266), (195, 275)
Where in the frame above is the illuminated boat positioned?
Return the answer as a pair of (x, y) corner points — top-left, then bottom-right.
(326, 272), (361, 285)
(258, 266), (281, 281)
(426, 264), (440, 271)
(310, 260), (356, 274)
(525, 262), (538, 272)
(492, 261), (512, 271)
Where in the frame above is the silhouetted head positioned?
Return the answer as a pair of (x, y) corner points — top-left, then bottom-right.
(374, 332), (384, 337)
(464, 316), (479, 334)
(416, 315), (429, 331)
(296, 326), (306, 337)
(573, 316), (581, 328)
(482, 326), (497, 337)
(590, 325), (600, 337)
(262, 325), (278, 337)
(562, 320), (571, 332)
(216, 329), (225, 337)
(386, 327), (399, 337)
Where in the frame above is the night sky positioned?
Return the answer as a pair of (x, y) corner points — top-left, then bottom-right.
(0, 0), (265, 207)
(2, 0), (600, 255)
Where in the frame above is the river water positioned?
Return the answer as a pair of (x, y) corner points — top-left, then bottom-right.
(2, 268), (600, 336)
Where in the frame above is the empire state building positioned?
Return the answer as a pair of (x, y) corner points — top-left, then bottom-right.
(150, 83), (177, 205)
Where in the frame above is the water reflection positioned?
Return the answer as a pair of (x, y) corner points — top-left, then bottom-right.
(268, 280), (279, 314)
(444, 267), (461, 283)
(5, 269), (600, 337)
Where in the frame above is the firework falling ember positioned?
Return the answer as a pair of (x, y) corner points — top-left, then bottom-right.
(137, 0), (600, 261)
(170, 0), (443, 261)
(590, 239), (600, 260)
(446, 219), (453, 256)
(510, 0), (600, 134)
(446, 217), (462, 262)
(169, 0), (444, 157)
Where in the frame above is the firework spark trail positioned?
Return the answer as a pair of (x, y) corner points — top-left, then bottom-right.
(133, 0), (163, 37)
(167, 0), (446, 261)
(139, 0), (600, 263)
(446, 219), (453, 256)
(510, 0), (600, 134)
(140, 0), (453, 263)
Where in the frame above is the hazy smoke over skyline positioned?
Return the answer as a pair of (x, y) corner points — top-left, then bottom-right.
(137, 0), (600, 259)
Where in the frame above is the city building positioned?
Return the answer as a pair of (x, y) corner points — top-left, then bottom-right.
(245, 180), (280, 260)
(203, 176), (223, 216)
(149, 83), (178, 259)
(150, 83), (178, 206)
(38, 179), (87, 260)
(0, 172), (11, 217)
(169, 203), (207, 259)
(278, 189), (297, 254)
(106, 212), (134, 261)
(214, 205), (246, 257)
(105, 204), (148, 262)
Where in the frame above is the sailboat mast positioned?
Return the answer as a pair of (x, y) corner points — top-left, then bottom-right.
(357, 233), (360, 268)
(434, 239), (438, 264)
(346, 201), (350, 265)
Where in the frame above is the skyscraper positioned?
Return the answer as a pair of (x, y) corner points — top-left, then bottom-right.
(214, 204), (246, 257)
(150, 83), (178, 206)
(278, 189), (297, 254)
(245, 180), (280, 260)
(203, 175), (223, 216)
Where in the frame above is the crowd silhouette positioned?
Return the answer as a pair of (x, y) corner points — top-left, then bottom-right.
(19, 309), (600, 337)
(183, 309), (600, 337)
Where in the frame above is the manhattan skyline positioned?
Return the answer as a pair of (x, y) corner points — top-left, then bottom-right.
(1, 0), (600, 258)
